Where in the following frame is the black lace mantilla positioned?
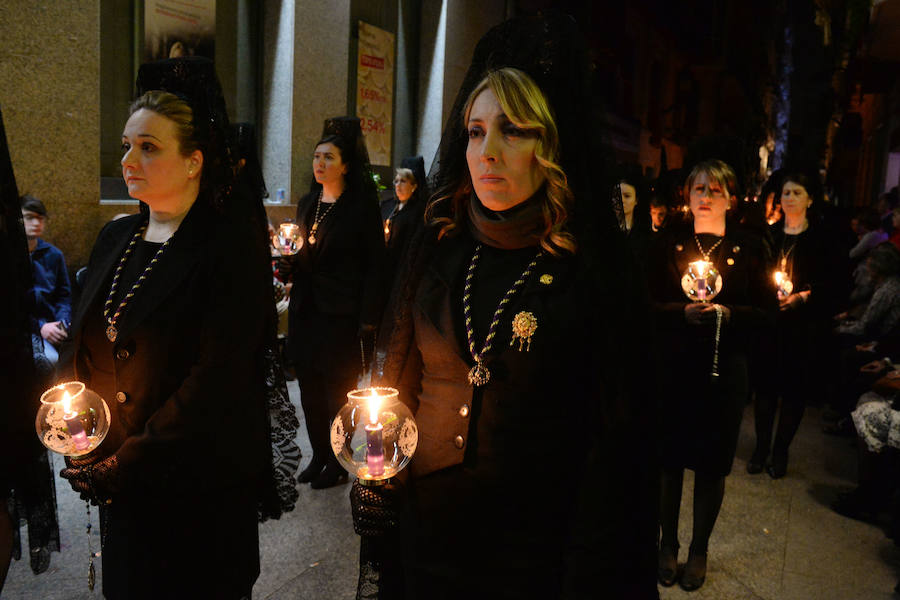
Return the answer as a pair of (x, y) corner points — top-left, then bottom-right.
(258, 344), (301, 521)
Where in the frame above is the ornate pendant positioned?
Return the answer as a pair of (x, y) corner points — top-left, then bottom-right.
(467, 361), (490, 387)
(106, 324), (118, 342)
(307, 234), (316, 245)
(510, 311), (538, 351)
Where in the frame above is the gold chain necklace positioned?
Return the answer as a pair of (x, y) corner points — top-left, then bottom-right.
(693, 233), (724, 261)
(779, 235), (799, 270)
(308, 191), (336, 245)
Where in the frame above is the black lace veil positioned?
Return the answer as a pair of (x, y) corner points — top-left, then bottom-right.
(376, 13), (659, 593)
(0, 105), (61, 572)
(134, 58), (300, 520)
(0, 103), (34, 484)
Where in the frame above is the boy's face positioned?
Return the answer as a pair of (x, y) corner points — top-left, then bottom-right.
(21, 209), (45, 239)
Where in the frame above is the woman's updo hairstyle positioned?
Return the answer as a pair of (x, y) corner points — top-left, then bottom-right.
(129, 91), (199, 157)
(310, 117), (378, 204)
(431, 67), (575, 255)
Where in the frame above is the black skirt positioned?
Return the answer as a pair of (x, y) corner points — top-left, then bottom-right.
(658, 352), (748, 476)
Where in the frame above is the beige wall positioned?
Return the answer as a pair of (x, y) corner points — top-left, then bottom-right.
(0, 1), (129, 271)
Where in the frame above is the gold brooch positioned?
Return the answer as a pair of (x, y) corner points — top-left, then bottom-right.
(726, 257), (735, 266)
(539, 274), (553, 285)
(510, 311), (538, 351)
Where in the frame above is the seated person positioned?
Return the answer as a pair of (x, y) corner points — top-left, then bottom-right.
(836, 243), (900, 342)
(833, 359), (900, 522)
(850, 208), (888, 263)
(21, 195), (71, 363)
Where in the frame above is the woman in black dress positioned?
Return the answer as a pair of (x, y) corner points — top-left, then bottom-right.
(288, 117), (385, 489)
(648, 159), (773, 591)
(353, 15), (659, 599)
(749, 171), (836, 478)
(382, 156), (428, 277)
(58, 58), (277, 599)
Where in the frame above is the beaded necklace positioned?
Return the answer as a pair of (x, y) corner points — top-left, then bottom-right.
(103, 225), (171, 342)
(462, 243), (542, 386)
(308, 191), (336, 245)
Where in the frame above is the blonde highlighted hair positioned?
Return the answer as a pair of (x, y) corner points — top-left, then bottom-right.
(429, 67), (576, 255)
(683, 159), (738, 201)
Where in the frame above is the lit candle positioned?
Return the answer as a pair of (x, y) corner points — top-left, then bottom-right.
(62, 391), (90, 451)
(773, 270), (793, 299)
(364, 389), (384, 477)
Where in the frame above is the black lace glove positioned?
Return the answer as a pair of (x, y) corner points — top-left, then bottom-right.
(350, 479), (404, 537)
(275, 256), (294, 281)
(60, 454), (120, 506)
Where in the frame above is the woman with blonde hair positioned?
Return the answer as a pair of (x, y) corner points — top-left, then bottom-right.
(350, 15), (658, 599)
(647, 159), (773, 590)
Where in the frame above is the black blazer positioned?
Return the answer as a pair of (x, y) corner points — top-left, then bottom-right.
(61, 201), (271, 596)
(387, 232), (659, 598)
(288, 190), (385, 327)
(646, 221), (775, 366)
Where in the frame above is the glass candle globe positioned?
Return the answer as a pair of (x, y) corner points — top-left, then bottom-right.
(272, 221), (303, 256)
(36, 382), (110, 457)
(681, 259), (723, 302)
(331, 387), (417, 484)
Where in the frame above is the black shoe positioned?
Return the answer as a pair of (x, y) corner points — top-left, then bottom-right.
(767, 453), (787, 479)
(310, 465), (348, 489)
(747, 449), (767, 474)
(680, 550), (707, 591)
(297, 459), (325, 483)
(657, 544), (679, 587)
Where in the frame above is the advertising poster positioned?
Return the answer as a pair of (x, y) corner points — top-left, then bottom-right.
(356, 21), (395, 166)
(144, 0), (216, 62)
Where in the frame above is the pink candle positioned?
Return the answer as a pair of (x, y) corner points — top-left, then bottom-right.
(365, 391), (384, 477)
(62, 391), (89, 451)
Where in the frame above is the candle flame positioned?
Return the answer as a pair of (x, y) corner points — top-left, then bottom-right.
(61, 390), (72, 414)
(774, 271), (785, 285)
(367, 388), (381, 426)
(691, 260), (709, 278)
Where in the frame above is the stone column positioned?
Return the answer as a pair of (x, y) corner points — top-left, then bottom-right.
(0, 0), (105, 269)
